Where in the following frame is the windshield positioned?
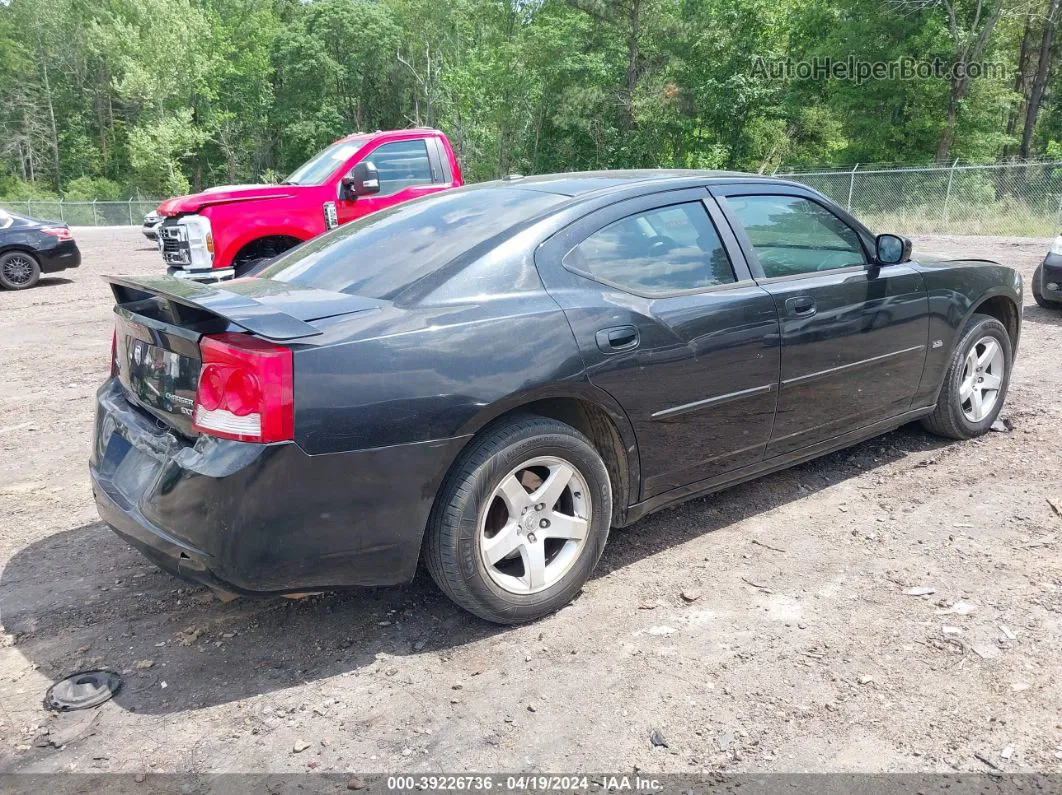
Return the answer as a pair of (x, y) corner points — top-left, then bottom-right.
(258, 187), (566, 300)
(284, 137), (368, 186)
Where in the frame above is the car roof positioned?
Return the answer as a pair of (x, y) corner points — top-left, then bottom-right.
(483, 169), (807, 198)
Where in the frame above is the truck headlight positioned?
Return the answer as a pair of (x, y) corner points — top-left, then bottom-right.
(182, 216), (214, 269)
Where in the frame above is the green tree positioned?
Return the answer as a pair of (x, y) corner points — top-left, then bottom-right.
(0, 0), (1054, 199)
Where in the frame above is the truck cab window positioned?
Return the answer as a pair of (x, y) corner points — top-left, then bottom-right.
(361, 140), (434, 196)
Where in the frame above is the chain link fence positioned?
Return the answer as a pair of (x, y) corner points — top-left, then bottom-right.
(5, 162), (1062, 236)
(0, 199), (161, 226)
(777, 161), (1062, 237)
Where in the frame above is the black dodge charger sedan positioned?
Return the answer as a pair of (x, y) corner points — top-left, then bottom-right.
(0, 208), (81, 289)
(90, 171), (1021, 623)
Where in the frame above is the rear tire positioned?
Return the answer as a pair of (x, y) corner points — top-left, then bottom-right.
(1032, 264), (1062, 309)
(0, 251), (41, 290)
(425, 416), (612, 624)
(921, 313), (1011, 440)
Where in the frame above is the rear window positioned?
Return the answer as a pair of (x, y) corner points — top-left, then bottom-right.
(259, 188), (565, 299)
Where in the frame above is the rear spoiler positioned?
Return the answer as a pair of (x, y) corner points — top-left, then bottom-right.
(104, 275), (322, 341)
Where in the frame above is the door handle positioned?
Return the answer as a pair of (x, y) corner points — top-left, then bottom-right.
(595, 325), (639, 353)
(785, 296), (817, 317)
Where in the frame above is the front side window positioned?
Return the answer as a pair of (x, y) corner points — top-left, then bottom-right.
(360, 140), (434, 196)
(721, 195), (866, 278)
(563, 202), (737, 295)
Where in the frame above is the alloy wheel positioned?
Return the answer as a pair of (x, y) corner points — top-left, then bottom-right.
(959, 335), (1004, 422)
(478, 455), (591, 595)
(2, 255), (35, 286)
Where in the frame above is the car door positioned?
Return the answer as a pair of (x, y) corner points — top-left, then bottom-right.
(536, 188), (781, 501)
(335, 138), (450, 225)
(712, 185), (929, 457)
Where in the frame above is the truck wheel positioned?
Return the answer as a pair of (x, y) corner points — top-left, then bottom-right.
(921, 313), (1011, 440)
(425, 416), (612, 624)
(0, 251), (41, 290)
(1032, 264), (1062, 309)
(232, 236), (303, 278)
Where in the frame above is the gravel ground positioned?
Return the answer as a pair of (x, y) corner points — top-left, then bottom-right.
(0, 228), (1059, 775)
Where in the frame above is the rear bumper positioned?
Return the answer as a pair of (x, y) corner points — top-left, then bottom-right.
(92, 473), (242, 594)
(38, 240), (81, 273)
(90, 379), (468, 593)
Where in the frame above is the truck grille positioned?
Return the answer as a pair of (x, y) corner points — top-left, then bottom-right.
(159, 223), (191, 266)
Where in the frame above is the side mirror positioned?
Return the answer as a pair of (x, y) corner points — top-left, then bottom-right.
(875, 233), (912, 265)
(340, 161), (381, 201)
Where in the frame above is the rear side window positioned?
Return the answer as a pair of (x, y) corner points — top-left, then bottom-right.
(258, 188), (565, 300)
(363, 140), (434, 195)
(563, 202), (736, 295)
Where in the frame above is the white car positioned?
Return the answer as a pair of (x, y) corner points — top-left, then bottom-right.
(142, 211), (162, 240)
(1034, 235), (1062, 309)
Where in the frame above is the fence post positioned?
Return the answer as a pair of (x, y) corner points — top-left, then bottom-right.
(846, 164), (859, 212)
(128, 198), (134, 226)
(1054, 193), (1062, 232)
(59, 199), (64, 223)
(942, 158), (959, 229)
(91, 199), (98, 226)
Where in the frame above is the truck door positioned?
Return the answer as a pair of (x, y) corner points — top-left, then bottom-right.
(335, 138), (453, 225)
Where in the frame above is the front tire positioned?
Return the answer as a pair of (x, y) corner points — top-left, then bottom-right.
(921, 313), (1012, 440)
(0, 251), (41, 290)
(425, 416), (612, 624)
(1032, 264), (1062, 309)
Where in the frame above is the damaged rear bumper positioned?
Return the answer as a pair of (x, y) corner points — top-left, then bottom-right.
(89, 379), (468, 594)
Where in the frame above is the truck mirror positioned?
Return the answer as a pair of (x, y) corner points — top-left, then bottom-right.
(342, 161), (381, 200)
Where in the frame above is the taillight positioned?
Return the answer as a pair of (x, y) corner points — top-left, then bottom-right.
(110, 330), (118, 377)
(192, 333), (293, 443)
(42, 226), (73, 241)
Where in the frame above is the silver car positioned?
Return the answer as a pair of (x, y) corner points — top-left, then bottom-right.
(142, 211), (162, 240)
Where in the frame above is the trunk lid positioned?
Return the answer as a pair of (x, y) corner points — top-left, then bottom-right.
(107, 275), (382, 435)
(114, 311), (203, 437)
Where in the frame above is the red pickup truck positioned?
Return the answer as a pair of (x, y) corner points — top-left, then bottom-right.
(156, 128), (463, 281)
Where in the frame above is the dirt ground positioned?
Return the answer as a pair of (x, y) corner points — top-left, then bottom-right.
(0, 227), (1059, 776)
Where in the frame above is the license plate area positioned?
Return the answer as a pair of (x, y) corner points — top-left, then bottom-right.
(98, 430), (162, 509)
(115, 311), (202, 437)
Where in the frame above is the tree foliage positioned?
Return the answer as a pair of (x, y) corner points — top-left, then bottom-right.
(0, 0), (1058, 198)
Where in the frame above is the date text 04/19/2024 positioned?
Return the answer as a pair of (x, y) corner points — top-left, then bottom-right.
(385, 776), (663, 792)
